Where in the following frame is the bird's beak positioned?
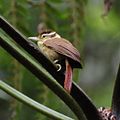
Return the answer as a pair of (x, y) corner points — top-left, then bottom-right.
(28, 37), (39, 41)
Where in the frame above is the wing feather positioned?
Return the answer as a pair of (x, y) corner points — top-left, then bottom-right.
(44, 38), (82, 68)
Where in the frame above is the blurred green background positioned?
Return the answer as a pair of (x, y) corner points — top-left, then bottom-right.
(0, 0), (120, 120)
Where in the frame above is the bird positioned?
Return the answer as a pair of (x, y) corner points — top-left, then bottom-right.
(28, 29), (82, 93)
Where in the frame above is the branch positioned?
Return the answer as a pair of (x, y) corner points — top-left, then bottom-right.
(0, 16), (102, 120)
(111, 64), (120, 119)
(0, 80), (73, 120)
(0, 31), (85, 120)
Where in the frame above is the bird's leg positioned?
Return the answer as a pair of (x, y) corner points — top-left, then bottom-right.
(53, 60), (62, 72)
(64, 59), (73, 93)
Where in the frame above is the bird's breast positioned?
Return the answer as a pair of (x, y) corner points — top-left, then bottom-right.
(37, 41), (60, 61)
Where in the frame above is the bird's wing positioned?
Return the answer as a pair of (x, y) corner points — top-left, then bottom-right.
(43, 38), (82, 68)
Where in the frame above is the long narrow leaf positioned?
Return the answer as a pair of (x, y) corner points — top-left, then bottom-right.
(0, 80), (74, 120)
(111, 64), (120, 119)
(0, 31), (85, 120)
(0, 16), (102, 120)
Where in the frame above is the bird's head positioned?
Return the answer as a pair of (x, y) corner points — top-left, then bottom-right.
(28, 30), (61, 42)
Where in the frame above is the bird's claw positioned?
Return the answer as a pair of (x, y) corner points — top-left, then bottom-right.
(54, 60), (62, 71)
(56, 64), (62, 71)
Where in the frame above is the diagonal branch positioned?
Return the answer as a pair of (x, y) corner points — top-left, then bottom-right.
(111, 64), (120, 119)
(0, 16), (102, 120)
(0, 80), (74, 120)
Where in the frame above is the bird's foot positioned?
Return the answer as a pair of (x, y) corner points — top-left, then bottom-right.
(54, 60), (62, 71)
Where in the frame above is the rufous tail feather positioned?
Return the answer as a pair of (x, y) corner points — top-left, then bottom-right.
(64, 59), (73, 93)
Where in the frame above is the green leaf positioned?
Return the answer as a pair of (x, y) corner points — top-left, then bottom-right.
(0, 80), (74, 120)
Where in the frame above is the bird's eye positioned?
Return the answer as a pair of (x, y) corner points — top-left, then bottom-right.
(42, 35), (46, 38)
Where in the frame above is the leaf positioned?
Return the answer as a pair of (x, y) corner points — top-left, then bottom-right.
(0, 80), (74, 120)
(111, 64), (120, 120)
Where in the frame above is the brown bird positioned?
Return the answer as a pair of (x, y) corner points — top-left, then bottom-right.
(28, 30), (82, 93)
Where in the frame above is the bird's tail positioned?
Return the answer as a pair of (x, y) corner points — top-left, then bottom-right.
(64, 59), (73, 93)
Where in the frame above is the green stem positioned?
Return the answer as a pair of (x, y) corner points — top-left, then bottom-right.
(0, 80), (73, 120)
